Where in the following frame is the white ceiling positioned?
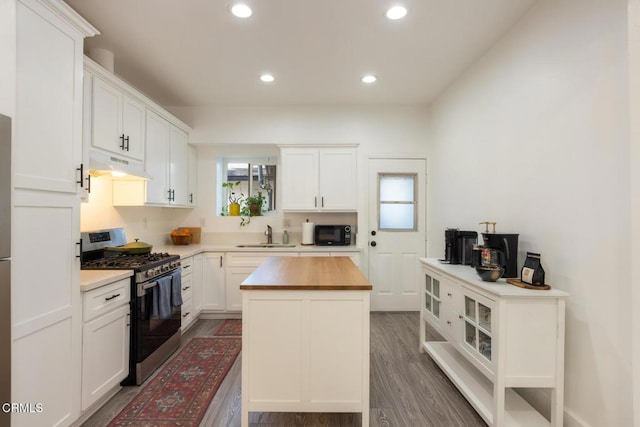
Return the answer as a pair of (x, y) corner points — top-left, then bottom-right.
(65, 0), (537, 107)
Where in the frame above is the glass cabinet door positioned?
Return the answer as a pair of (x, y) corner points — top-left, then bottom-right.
(424, 274), (432, 312)
(423, 273), (442, 319)
(432, 278), (440, 318)
(463, 293), (493, 363)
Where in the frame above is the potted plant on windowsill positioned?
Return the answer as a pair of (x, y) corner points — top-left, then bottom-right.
(222, 181), (243, 216)
(240, 192), (265, 226)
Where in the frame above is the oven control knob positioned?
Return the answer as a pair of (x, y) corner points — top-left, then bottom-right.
(145, 270), (151, 277)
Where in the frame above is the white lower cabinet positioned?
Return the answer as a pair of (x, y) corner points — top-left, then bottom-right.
(202, 253), (225, 312)
(81, 279), (131, 411)
(419, 259), (568, 427)
(198, 250), (363, 315)
(225, 252), (298, 312)
(180, 256), (195, 331)
(298, 251), (361, 267)
(193, 253), (204, 314)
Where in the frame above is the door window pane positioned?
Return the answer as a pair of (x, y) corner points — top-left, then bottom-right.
(379, 204), (414, 229)
(380, 176), (414, 202)
(378, 174), (417, 231)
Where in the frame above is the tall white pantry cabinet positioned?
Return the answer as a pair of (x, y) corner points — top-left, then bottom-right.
(12, 1), (97, 426)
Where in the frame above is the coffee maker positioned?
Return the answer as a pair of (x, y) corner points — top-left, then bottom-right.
(443, 229), (478, 265)
(481, 233), (519, 278)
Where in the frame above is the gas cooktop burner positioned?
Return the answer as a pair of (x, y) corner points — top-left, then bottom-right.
(81, 252), (180, 271)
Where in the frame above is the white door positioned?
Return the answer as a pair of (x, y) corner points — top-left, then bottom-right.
(368, 158), (426, 311)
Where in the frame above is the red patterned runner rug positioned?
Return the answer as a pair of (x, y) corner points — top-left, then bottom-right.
(108, 335), (241, 427)
(213, 318), (242, 337)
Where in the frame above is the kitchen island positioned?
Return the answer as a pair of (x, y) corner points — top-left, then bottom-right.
(240, 256), (372, 427)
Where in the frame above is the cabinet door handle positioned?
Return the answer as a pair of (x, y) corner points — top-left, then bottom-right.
(182, 286), (191, 291)
(76, 163), (84, 188)
(448, 292), (452, 297)
(119, 134), (126, 150)
(168, 189), (173, 201)
(183, 312), (190, 318)
(183, 265), (190, 269)
(124, 135), (130, 151)
(86, 174), (91, 194)
(321, 196), (324, 207)
(220, 256), (223, 267)
(314, 196), (317, 207)
(172, 189), (176, 201)
(458, 315), (463, 320)
(76, 239), (82, 259)
(105, 293), (121, 301)
(189, 193), (193, 204)
(446, 320), (452, 325)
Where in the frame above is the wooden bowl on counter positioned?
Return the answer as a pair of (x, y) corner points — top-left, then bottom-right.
(171, 232), (192, 245)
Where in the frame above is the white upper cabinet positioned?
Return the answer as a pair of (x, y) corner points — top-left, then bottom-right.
(280, 145), (357, 211)
(84, 56), (192, 207)
(144, 110), (188, 205)
(113, 109), (190, 207)
(91, 75), (145, 162)
(144, 109), (170, 204)
(187, 144), (197, 206)
(318, 147), (358, 210)
(15, 0), (94, 195)
(169, 126), (188, 206)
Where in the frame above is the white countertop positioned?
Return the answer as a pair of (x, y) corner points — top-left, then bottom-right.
(80, 244), (362, 292)
(80, 269), (133, 292)
(153, 243), (363, 258)
(419, 258), (569, 298)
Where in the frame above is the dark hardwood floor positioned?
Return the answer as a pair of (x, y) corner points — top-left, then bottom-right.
(81, 313), (487, 427)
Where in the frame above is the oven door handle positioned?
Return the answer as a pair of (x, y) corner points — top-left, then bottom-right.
(143, 281), (158, 290)
(138, 280), (159, 297)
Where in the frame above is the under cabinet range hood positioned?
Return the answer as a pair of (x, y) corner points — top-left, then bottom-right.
(88, 149), (152, 179)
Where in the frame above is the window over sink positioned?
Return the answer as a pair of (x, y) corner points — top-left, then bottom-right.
(219, 157), (277, 216)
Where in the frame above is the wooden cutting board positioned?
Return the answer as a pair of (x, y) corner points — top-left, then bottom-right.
(506, 278), (551, 290)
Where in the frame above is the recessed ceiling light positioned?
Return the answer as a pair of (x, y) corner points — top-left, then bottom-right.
(361, 74), (378, 84)
(386, 5), (407, 20)
(231, 3), (252, 18)
(260, 73), (275, 83)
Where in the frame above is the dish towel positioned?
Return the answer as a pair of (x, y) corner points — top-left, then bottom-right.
(152, 275), (173, 319)
(171, 268), (183, 307)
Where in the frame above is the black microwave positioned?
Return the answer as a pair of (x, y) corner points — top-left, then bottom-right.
(314, 225), (352, 246)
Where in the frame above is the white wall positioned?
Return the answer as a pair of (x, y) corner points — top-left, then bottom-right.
(0, 0), (16, 117)
(80, 175), (192, 246)
(169, 105), (429, 245)
(628, 0), (640, 425)
(427, 0), (631, 425)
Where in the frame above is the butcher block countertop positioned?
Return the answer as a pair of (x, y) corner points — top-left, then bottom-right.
(240, 256), (372, 291)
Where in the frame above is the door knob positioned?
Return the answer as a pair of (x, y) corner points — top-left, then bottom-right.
(370, 241), (377, 247)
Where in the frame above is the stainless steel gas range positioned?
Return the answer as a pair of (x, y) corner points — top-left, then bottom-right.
(81, 228), (182, 386)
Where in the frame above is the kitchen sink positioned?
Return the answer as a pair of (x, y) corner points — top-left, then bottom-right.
(235, 243), (297, 248)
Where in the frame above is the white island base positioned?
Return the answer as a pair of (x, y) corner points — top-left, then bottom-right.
(240, 257), (372, 427)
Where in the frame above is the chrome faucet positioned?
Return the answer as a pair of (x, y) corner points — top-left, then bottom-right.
(265, 225), (273, 244)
